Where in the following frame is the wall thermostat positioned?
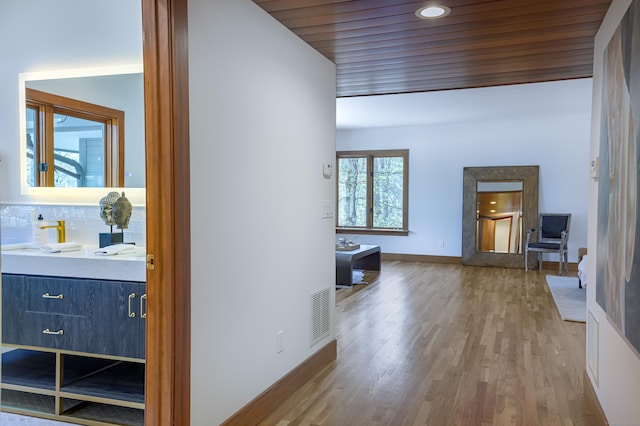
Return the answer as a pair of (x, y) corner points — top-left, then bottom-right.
(322, 162), (333, 178)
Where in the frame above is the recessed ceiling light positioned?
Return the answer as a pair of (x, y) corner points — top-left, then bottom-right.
(490, 201), (497, 204)
(490, 209), (496, 213)
(415, 5), (451, 19)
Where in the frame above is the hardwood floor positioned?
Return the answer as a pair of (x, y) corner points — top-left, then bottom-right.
(259, 261), (599, 426)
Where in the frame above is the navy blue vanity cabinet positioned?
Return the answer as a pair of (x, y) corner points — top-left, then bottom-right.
(2, 275), (146, 358)
(1, 274), (25, 345)
(86, 280), (146, 359)
(23, 276), (88, 351)
(1, 272), (146, 425)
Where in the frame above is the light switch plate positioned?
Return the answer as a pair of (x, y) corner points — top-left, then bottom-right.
(321, 200), (334, 219)
(590, 156), (599, 180)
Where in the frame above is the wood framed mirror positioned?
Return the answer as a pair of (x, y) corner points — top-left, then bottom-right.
(462, 165), (539, 268)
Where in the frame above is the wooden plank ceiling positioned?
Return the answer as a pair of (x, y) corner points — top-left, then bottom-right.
(252, 0), (612, 97)
(477, 191), (522, 218)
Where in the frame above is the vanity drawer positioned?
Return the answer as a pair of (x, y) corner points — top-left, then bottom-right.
(26, 277), (85, 317)
(23, 313), (87, 352)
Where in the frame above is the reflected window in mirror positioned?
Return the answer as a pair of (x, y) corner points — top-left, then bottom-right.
(25, 88), (124, 188)
(25, 105), (38, 186)
(476, 181), (523, 254)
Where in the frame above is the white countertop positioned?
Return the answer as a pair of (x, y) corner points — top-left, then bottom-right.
(1, 245), (147, 282)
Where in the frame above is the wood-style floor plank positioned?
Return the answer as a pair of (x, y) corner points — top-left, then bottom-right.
(259, 261), (599, 426)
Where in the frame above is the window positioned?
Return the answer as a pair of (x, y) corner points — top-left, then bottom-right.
(26, 88), (124, 188)
(336, 149), (408, 235)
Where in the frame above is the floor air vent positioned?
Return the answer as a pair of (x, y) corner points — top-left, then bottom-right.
(311, 288), (330, 347)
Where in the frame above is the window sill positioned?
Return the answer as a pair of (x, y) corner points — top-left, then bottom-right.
(336, 228), (409, 236)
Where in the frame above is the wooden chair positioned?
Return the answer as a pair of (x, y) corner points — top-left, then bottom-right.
(525, 213), (571, 274)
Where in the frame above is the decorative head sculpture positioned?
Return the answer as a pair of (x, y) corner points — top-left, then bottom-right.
(99, 191), (121, 227)
(99, 191), (133, 230)
(113, 192), (133, 230)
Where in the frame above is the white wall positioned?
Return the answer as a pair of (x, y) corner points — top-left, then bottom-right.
(337, 79), (591, 262)
(0, 0), (144, 205)
(587, 0), (640, 423)
(188, 1), (336, 423)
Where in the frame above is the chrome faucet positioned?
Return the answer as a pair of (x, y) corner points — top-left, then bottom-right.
(39, 220), (66, 243)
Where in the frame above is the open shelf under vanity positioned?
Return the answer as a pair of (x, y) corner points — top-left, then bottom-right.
(1, 272), (147, 425)
(2, 348), (145, 426)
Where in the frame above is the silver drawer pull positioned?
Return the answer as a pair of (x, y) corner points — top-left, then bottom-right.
(42, 293), (64, 300)
(42, 328), (64, 335)
(141, 293), (147, 319)
(128, 293), (137, 318)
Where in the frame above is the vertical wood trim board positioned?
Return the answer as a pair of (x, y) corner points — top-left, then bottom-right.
(142, 0), (191, 425)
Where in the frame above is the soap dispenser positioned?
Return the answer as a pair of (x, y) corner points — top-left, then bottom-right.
(31, 214), (46, 248)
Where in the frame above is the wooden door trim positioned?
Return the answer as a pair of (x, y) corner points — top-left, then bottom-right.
(142, 0), (191, 425)
(222, 340), (337, 425)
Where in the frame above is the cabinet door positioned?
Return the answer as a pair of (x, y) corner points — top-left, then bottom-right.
(2, 274), (25, 345)
(86, 280), (144, 359)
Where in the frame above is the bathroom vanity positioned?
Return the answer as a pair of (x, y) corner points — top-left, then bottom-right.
(1, 246), (146, 425)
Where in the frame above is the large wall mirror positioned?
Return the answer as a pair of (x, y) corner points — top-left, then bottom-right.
(462, 166), (539, 268)
(17, 65), (146, 205)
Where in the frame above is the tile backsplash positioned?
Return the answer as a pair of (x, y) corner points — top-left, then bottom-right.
(1, 203), (146, 247)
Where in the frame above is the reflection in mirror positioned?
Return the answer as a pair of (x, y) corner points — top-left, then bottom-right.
(462, 166), (538, 269)
(476, 181), (523, 254)
(26, 88), (125, 188)
(22, 70), (144, 189)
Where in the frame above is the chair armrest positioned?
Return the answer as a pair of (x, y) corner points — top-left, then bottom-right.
(526, 227), (539, 246)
